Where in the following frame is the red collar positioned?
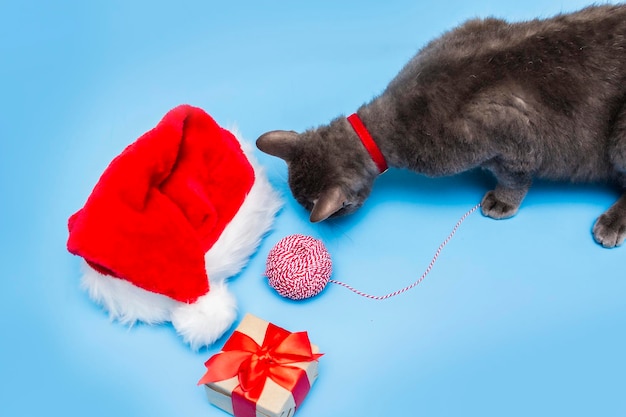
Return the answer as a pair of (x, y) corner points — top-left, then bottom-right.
(347, 113), (388, 174)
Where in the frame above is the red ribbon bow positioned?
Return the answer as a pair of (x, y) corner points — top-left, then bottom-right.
(199, 322), (323, 417)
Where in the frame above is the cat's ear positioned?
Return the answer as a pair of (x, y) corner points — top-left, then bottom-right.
(256, 130), (299, 161)
(310, 186), (348, 223)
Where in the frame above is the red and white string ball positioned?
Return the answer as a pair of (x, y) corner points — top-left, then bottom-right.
(265, 234), (333, 300)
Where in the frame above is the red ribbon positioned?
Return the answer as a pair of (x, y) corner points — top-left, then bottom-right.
(198, 322), (323, 417)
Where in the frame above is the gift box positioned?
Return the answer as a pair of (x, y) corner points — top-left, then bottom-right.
(198, 314), (322, 417)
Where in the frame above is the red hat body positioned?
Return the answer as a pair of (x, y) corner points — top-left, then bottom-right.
(67, 105), (255, 303)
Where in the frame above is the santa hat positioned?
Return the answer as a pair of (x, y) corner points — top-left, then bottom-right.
(67, 105), (281, 349)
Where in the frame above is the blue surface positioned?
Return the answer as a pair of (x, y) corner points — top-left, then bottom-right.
(2, 1), (625, 416)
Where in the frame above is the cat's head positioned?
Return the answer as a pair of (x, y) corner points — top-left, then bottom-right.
(257, 117), (380, 222)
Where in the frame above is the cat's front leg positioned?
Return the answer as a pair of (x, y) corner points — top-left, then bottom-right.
(480, 163), (531, 219)
(594, 103), (626, 247)
(592, 193), (626, 247)
(481, 184), (529, 219)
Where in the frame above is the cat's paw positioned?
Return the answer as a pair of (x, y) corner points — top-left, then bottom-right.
(480, 190), (519, 219)
(593, 212), (626, 248)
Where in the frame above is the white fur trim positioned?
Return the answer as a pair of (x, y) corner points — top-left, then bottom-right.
(77, 132), (281, 348)
(170, 281), (237, 350)
(80, 261), (177, 325)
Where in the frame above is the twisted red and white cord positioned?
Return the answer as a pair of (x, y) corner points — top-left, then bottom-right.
(329, 203), (480, 300)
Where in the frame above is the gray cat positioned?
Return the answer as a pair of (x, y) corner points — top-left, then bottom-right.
(256, 4), (626, 248)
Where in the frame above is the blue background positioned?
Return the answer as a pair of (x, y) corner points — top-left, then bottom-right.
(2, 1), (624, 416)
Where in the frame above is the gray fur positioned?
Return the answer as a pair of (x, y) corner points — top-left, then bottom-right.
(257, 4), (626, 247)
